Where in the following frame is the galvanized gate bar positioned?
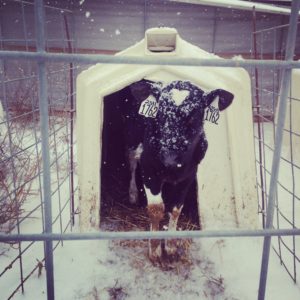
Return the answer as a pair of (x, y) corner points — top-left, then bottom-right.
(1, 228), (300, 242)
(258, 1), (300, 299)
(0, 50), (300, 69)
(34, 0), (55, 299)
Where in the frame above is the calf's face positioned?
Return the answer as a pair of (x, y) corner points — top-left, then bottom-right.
(130, 80), (234, 168)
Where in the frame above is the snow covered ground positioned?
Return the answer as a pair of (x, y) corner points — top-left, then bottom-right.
(1, 120), (300, 300)
(9, 235), (300, 300)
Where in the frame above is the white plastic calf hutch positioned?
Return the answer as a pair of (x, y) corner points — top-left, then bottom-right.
(76, 28), (258, 231)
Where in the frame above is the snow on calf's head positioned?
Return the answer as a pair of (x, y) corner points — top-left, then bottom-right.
(130, 79), (234, 168)
(155, 80), (207, 167)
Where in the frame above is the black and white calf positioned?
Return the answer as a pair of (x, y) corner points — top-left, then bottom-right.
(125, 80), (234, 261)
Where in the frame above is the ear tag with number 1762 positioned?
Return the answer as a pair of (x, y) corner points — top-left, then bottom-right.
(205, 105), (220, 125)
(138, 95), (159, 118)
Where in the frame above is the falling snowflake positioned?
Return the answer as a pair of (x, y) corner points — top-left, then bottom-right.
(85, 11), (91, 18)
(115, 29), (121, 35)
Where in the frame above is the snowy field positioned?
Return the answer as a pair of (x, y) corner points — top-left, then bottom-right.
(0, 120), (300, 300)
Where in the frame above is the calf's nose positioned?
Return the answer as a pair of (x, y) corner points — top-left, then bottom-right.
(163, 154), (182, 168)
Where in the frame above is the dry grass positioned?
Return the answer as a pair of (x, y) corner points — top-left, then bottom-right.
(101, 201), (200, 232)
(0, 115), (70, 234)
(107, 280), (128, 300)
(0, 121), (41, 233)
(100, 200), (201, 274)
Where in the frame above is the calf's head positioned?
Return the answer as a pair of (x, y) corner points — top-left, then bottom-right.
(130, 80), (234, 168)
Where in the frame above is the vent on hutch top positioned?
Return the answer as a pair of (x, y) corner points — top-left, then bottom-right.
(146, 27), (177, 52)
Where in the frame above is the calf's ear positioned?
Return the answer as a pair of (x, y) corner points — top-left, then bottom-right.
(130, 79), (152, 101)
(204, 89), (234, 111)
(130, 79), (162, 101)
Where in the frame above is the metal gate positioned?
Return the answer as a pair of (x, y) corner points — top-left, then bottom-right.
(252, 17), (300, 284)
(0, 1), (300, 300)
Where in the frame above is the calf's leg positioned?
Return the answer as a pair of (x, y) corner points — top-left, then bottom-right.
(128, 144), (143, 204)
(144, 187), (165, 261)
(165, 205), (183, 255)
(162, 177), (195, 256)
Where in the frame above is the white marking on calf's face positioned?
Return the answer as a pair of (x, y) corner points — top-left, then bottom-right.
(171, 89), (190, 106)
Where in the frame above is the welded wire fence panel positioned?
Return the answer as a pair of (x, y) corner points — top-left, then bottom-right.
(252, 21), (300, 283)
(0, 1), (76, 299)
